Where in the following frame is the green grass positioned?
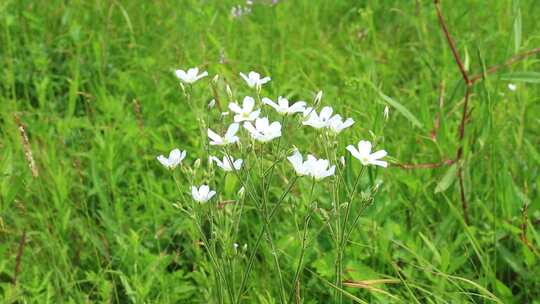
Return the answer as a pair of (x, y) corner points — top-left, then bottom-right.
(1, 0), (540, 302)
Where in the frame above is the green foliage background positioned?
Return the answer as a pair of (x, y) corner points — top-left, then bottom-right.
(1, 0), (539, 302)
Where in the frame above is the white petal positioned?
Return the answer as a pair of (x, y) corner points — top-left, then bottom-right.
(248, 109), (261, 121)
(357, 140), (372, 156)
(200, 185), (210, 197)
(175, 70), (187, 80)
(169, 149), (181, 160)
(319, 106), (333, 120)
(195, 71), (208, 81)
(180, 150), (187, 161)
(262, 97), (280, 111)
(225, 123), (240, 139)
(370, 149), (387, 160)
(243, 121), (259, 137)
(228, 102), (243, 114)
(260, 76), (271, 84)
(277, 97), (289, 108)
(233, 159), (243, 169)
(346, 145), (362, 161)
(207, 129), (223, 144)
(191, 186), (199, 201)
(371, 160), (388, 168)
(255, 117), (269, 131)
(343, 118), (354, 128)
(248, 71), (260, 80)
(288, 101), (306, 113)
(207, 190), (216, 200)
(243, 96), (255, 112)
(157, 155), (169, 167)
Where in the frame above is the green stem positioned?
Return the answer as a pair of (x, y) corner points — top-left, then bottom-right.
(288, 178), (316, 303)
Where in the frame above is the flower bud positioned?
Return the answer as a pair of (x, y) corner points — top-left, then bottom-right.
(212, 74), (220, 84)
(237, 186), (245, 198)
(314, 90), (323, 106)
(226, 85), (233, 99)
(194, 158), (201, 169)
(208, 99), (216, 109)
(383, 105), (389, 121)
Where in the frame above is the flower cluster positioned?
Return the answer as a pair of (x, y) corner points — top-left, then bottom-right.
(159, 67), (388, 203)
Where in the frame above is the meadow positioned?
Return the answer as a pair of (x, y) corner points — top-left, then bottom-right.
(1, 0), (540, 303)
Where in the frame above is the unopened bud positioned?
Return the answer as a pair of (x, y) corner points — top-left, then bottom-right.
(208, 99), (216, 108)
(383, 105), (389, 121)
(226, 85), (233, 99)
(237, 186), (245, 198)
(212, 74), (220, 84)
(194, 158), (201, 169)
(314, 90), (323, 106)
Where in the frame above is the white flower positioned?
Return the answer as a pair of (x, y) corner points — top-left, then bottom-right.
(191, 185), (216, 203)
(243, 117), (282, 142)
(305, 155), (336, 180)
(302, 106), (334, 129)
(287, 150), (310, 176)
(210, 155), (243, 172)
(287, 150), (335, 180)
(327, 114), (354, 134)
(208, 123), (240, 146)
(156, 148), (186, 169)
(262, 96), (306, 115)
(229, 96), (261, 122)
(346, 140), (388, 167)
(240, 71), (271, 88)
(508, 83), (517, 91)
(174, 67), (208, 84)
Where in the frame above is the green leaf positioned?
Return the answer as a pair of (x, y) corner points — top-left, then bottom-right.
(501, 72), (540, 83)
(435, 164), (457, 193)
(513, 0), (522, 52)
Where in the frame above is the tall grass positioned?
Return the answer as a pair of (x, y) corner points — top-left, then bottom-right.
(1, 0), (539, 302)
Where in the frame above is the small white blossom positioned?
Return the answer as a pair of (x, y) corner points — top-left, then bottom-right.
(302, 106), (334, 129)
(327, 114), (354, 134)
(262, 96), (306, 115)
(287, 150), (335, 180)
(191, 185), (216, 203)
(229, 96), (261, 122)
(508, 83), (517, 91)
(240, 71), (271, 88)
(208, 123), (240, 146)
(210, 155), (243, 172)
(346, 140), (388, 167)
(156, 148), (186, 169)
(243, 117), (282, 142)
(174, 67), (208, 84)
